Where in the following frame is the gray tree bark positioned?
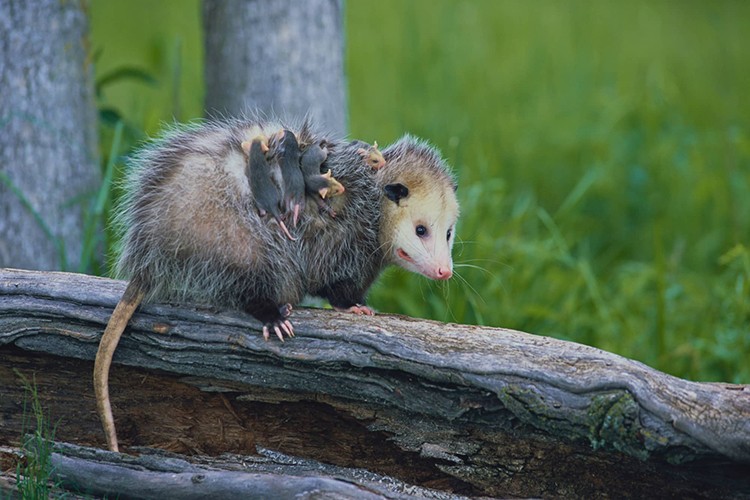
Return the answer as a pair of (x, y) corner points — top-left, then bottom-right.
(202, 0), (347, 135)
(44, 443), (452, 500)
(0, 0), (100, 272)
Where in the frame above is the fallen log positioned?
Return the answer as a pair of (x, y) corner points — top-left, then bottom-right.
(3, 441), (460, 499)
(0, 267), (748, 498)
(47, 443), (455, 499)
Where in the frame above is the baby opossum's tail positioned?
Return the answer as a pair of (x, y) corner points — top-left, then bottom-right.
(93, 279), (145, 452)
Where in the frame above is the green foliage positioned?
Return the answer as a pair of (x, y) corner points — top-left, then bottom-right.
(14, 372), (57, 499)
(89, 1), (749, 383)
(79, 120), (125, 276)
(90, 0), (203, 132)
(347, 0), (750, 384)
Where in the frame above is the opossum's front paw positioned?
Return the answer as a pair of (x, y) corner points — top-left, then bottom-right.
(247, 301), (294, 342)
(262, 318), (294, 342)
(260, 303), (294, 342)
(334, 304), (375, 316)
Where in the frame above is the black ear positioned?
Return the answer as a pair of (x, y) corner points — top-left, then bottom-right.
(384, 183), (409, 205)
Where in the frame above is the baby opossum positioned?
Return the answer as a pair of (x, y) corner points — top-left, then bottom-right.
(94, 116), (459, 452)
(354, 140), (386, 170)
(275, 129), (306, 226)
(300, 139), (332, 197)
(300, 140), (345, 217)
(241, 136), (296, 241)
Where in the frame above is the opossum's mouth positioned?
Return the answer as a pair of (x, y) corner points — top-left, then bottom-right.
(396, 248), (414, 263)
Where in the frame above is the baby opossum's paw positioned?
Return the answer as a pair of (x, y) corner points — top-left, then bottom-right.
(261, 304), (294, 342)
(315, 197), (337, 218)
(335, 304), (375, 316)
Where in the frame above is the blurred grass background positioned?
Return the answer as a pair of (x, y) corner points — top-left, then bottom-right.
(90, 0), (750, 383)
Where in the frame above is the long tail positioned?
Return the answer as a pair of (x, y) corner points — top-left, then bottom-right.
(93, 280), (145, 452)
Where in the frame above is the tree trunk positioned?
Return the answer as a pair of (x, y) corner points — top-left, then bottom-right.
(0, 0), (99, 272)
(202, 0), (347, 135)
(0, 268), (748, 498)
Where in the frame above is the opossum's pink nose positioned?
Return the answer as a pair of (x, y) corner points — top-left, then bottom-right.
(436, 267), (452, 280)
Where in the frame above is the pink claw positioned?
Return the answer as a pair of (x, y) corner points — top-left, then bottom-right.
(278, 219), (297, 241)
(274, 325), (284, 342)
(292, 204), (301, 227)
(282, 320), (295, 337)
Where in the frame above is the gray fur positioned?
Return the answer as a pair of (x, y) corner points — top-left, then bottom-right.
(113, 116), (456, 324)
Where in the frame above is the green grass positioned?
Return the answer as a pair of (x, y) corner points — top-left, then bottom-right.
(13, 372), (58, 499)
(89, 0), (750, 383)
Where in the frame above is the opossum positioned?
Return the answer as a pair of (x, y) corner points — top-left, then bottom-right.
(353, 140), (386, 170)
(300, 140), (345, 217)
(300, 139), (331, 197)
(275, 129), (306, 226)
(94, 116), (459, 452)
(240, 136), (296, 241)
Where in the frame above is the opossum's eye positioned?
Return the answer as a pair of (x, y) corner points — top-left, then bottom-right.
(447, 228), (453, 241)
(416, 225), (428, 238)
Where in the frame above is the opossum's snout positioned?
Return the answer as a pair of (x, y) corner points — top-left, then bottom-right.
(385, 182), (458, 282)
(395, 247), (452, 280)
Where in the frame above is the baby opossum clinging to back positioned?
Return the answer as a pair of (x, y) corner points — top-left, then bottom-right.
(94, 116), (460, 452)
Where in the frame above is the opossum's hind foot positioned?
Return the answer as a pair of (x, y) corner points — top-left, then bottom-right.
(334, 304), (375, 316)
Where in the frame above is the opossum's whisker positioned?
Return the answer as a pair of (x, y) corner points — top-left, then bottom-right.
(453, 262), (500, 280)
(369, 239), (392, 261)
(458, 257), (513, 271)
(436, 279), (460, 324)
(454, 236), (479, 257)
(452, 269), (487, 306)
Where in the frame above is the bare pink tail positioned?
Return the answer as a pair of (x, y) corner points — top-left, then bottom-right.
(93, 281), (145, 452)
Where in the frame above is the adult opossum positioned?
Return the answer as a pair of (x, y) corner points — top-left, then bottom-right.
(94, 116), (460, 451)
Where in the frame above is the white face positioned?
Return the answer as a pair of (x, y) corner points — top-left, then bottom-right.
(388, 185), (459, 281)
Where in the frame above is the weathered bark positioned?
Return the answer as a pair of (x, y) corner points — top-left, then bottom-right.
(0, 268), (749, 498)
(202, 0), (347, 135)
(16, 443), (457, 499)
(0, 1), (99, 271)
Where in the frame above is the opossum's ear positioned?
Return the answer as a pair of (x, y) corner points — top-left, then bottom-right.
(384, 183), (409, 205)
